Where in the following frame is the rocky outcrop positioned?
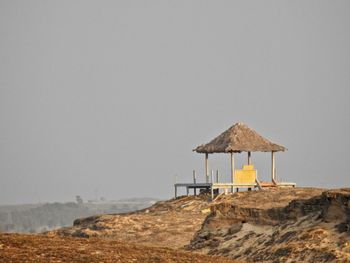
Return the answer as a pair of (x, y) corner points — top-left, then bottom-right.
(187, 188), (350, 262)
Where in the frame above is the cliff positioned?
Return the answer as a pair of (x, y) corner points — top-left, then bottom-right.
(187, 188), (350, 262)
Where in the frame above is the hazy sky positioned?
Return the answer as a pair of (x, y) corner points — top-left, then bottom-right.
(1, 1), (349, 204)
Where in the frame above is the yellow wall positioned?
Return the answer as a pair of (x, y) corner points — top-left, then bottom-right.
(234, 165), (256, 184)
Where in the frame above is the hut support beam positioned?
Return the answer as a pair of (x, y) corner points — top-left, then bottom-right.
(193, 170), (197, 196)
(230, 152), (235, 193)
(248, 151), (252, 165)
(271, 152), (276, 183)
(205, 153), (209, 183)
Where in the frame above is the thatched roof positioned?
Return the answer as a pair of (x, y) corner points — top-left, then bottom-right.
(194, 122), (286, 153)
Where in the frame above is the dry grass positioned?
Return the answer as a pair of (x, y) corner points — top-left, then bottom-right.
(0, 233), (238, 263)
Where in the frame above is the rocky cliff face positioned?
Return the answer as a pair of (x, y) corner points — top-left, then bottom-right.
(187, 188), (350, 262)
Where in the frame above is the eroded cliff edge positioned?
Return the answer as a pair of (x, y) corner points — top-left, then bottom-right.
(187, 188), (350, 262)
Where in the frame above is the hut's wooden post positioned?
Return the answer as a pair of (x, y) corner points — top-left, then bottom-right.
(248, 151), (252, 165)
(271, 151), (276, 183)
(193, 170), (197, 196)
(216, 170), (219, 183)
(230, 152), (235, 192)
(205, 153), (209, 183)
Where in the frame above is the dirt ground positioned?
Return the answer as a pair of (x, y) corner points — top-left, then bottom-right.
(50, 195), (212, 249)
(0, 233), (238, 263)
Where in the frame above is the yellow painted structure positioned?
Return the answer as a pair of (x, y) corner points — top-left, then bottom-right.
(243, 165), (254, 170)
(234, 165), (257, 185)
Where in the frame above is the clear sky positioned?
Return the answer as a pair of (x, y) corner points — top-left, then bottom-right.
(1, 0), (349, 204)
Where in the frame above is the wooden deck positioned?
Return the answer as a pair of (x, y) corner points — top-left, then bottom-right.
(174, 181), (296, 200)
(174, 182), (258, 199)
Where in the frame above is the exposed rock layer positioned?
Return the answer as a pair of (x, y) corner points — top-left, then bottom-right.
(187, 188), (350, 262)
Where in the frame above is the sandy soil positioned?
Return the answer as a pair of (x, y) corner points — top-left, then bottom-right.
(0, 233), (238, 263)
(49, 195), (211, 249)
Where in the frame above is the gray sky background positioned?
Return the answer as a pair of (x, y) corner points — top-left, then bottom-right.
(1, 1), (349, 204)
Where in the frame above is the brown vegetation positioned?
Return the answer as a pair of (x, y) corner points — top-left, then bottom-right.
(0, 233), (237, 263)
(49, 195), (211, 249)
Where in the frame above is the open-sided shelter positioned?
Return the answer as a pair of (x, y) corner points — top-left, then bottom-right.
(193, 122), (286, 187)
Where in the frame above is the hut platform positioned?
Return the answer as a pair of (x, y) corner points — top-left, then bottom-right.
(175, 182), (257, 200)
(259, 181), (296, 188)
(174, 181), (296, 200)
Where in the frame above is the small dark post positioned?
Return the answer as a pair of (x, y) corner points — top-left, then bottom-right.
(248, 151), (252, 165)
(193, 170), (197, 196)
(216, 170), (219, 183)
(205, 153), (209, 183)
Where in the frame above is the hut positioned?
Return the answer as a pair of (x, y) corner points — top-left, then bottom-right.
(174, 122), (295, 199)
